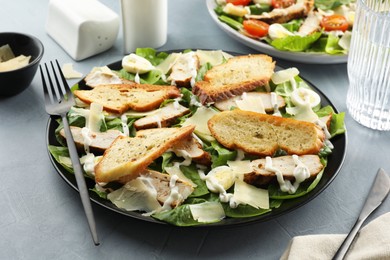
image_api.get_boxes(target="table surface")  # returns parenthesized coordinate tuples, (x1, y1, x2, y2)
(1, 0, 389, 259)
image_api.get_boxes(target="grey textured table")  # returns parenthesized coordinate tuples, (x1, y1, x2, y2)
(1, 0, 389, 259)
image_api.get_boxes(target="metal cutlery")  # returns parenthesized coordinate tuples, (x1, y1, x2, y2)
(40, 60, 100, 245)
(332, 168, 390, 259)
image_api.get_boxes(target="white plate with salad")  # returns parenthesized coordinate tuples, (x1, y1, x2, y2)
(46, 48, 346, 227)
(206, 0, 354, 64)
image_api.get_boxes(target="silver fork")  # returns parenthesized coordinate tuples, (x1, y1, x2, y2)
(40, 60, 99, 246)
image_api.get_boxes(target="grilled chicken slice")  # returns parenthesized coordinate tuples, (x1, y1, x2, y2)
(169, 135, 212, 166)
(247, 3, 307, 24)
(59, 126, 123, 154)
(139, 169, 194, 208)
(168, 51, 200, 88)
(134, 102, 190, 130)
(298, 12, 322, 36)
(214, 92, 286, 113)
(108, 169, 194, 211)
(244, 155, 324, 187)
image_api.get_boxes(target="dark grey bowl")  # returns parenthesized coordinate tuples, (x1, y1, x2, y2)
(0, 32, 44, 96)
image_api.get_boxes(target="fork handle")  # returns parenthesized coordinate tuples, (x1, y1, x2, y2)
(62, 115, 100, 246)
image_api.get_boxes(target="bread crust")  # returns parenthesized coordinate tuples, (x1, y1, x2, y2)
(74, 83, 181, 114)
(208, 110, 325, 157)
(193, 54, 275, 104)
(94, 125, 195, 183)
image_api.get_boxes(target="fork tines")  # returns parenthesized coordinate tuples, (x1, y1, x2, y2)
(40, 60, 74, 107)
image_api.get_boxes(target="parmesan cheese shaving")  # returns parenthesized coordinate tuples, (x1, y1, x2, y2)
(62, 63, 83, 79)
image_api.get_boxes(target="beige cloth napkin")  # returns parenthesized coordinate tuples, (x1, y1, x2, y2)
(280, 212, 390, 260)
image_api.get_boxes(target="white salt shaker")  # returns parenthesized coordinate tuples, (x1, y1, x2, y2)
(120, 0, 168, 54)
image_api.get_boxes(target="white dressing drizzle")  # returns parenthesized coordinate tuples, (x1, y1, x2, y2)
(265, 156, 311, 194)
(190, 95, 202, 107)
(292, 155, 310, 184)
(120, 114, 130, 136)
(265, 156, 295, 193)
(161, 174, 182, 211)
(270, 92, 282, 116)
(183, 52, 198, 88)
(169, 149, 193, 166)
(134, 72, 141, 84)
(192, 133, 204, 147)
(81, 127, 92, 154)
(151, 115, 162, 128)
(165, 162, 197, 187)
(316, 119, 334, 149)
(197, 169, 235, 207)
(82, 153, 96, 177)
(173, 98, 181, 110)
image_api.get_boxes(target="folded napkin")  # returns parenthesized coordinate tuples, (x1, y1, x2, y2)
(280, 212, 390, 260)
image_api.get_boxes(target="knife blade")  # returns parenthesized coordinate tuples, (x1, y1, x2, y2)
(332, 168, 390, 260)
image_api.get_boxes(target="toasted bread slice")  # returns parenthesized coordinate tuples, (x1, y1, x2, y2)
(193, 54, 275, 104)
(134, 102, 190, 130)
(208, 110, 324, 156)
(95, 125, 195, 183)
(244, 155, 324, 186)
(59, 126, 123, 154)
(74, 83, 181, 114)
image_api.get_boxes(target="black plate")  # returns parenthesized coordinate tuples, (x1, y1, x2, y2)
(46, 51, 347, 227)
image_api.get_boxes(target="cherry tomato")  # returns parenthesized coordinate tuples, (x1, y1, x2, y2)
(226, 0, 251, 5)
(243, 20, 270, 38)
(321, 14, 349, 32)
(271, 0, 296, 9)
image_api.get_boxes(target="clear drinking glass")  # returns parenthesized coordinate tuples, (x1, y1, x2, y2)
(346, 0, 390, 130)
(120, 0, 168, 54)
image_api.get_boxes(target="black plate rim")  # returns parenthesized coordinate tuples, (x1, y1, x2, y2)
(45, 49, 347, 228)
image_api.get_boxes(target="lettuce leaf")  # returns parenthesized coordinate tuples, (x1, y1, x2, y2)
(180, 164, 209, 197)
(135, 48, 169, 66)
(315, 0, 352, 10)
(119, 68, 166, 85)
(152, 193, 219, 226)
(282, 19, 303, 32)
(152, 204, 199, 226)
(330, 112, 346, 137)
(324, 33, 347, 55)
(205, 141, 237, 168)
(48, 145, 73, 173)
(218, 15, 244, 30)
(270, 32, 322, 52)
(223, 203, 272, 218)
(116, 48, 170, 85)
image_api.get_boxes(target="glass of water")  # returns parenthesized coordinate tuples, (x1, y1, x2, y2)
(347, 0, 390, 130)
